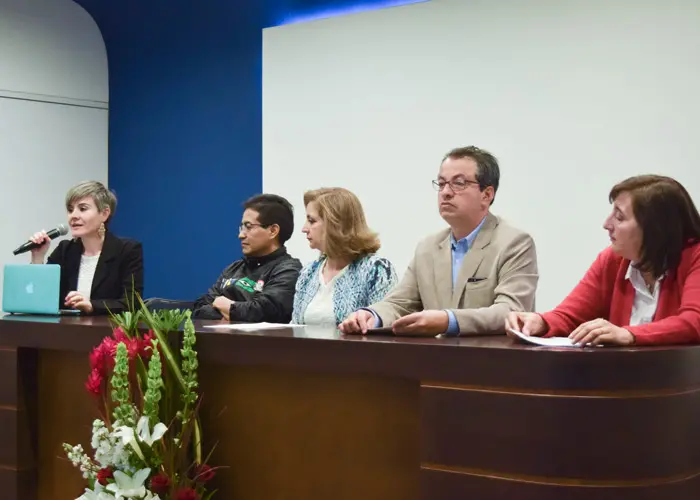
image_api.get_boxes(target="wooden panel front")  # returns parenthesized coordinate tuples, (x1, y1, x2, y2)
(37, 350, 96, 500)
(0, 467, 37, 500)
(421, 467, 700, 500)
(0, 348, 18, 407)
(421, 384, 700, 481)
(420, 383, 700, 499)
(199, 365, 421, 500)
(0, 346, 38, 499)
(36, 350, 421, 500)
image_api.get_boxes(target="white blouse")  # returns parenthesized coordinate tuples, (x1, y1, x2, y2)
(626, 264, 663, 326)
(76, 253, 100, 300)
(303, 263, 347, 326)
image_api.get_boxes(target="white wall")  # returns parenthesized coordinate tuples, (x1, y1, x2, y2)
(263, 0, 700, 311)
(0, 0, 109, 306)
(0, 0, 108, 105)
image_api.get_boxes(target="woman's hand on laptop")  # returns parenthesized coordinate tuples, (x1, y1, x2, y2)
(29, 231, 51, 264)
(64, 291, 93, 314)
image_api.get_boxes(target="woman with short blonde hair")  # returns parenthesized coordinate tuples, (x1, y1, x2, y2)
(28, 180, 143, 315)
(292, 187, 397, 326)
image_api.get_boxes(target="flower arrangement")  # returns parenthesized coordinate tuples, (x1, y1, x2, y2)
(63, 297, 218, 500)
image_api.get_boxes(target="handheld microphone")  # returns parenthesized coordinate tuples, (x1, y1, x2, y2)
(13, 224, 69, 255)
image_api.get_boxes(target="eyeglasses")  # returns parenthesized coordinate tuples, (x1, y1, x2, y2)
(432, 178, 480, 192)
(239, 222, 268, 233)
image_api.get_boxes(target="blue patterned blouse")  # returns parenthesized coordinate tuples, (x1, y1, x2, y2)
(292, 254, 398, 325)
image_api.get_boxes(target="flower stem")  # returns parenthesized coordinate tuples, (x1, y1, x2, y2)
(137, 295, 203, 464)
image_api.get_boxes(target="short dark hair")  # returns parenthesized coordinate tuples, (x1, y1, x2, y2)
(243, 194, 295, 245)
(442, 146, 500, 204)
(610, 175, 700, 278)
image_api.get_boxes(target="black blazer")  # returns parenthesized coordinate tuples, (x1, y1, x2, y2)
(47, 232, 144, 315)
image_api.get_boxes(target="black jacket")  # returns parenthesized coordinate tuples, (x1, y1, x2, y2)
(47, 232, 144, 315)
(193, 247, 302, 323)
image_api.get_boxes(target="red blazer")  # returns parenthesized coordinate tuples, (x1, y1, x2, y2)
(541, 242, 700, 345)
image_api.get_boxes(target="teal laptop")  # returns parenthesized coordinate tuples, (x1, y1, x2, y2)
(2, 264, 78, 315)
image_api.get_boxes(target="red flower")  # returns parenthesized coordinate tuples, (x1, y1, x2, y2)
(113, 326, 128, 342)
(97, 467, 113, 485)
(111, 327, 144, 360)
(85, 369, 103, 397)
(138, 331, 156, 360)
(149, 473, 171, 495)
(174, 487, 199, 500)
(89, 337, 117, 376)
(126, 338, 141, 359)
(192, 463, 215, 483)
(89, 347, 102, 371)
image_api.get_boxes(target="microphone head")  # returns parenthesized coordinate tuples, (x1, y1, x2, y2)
(57, 224, 69, 236)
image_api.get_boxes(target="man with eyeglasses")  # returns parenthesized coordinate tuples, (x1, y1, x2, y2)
(193, 194, 302, 322)
(339, 146, 538, 336)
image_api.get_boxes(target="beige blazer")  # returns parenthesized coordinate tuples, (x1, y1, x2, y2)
(371, 213, 538, 335)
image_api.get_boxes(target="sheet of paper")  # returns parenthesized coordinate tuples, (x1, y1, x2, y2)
(203, 322, 303, 331)
(508, 328, 578, 347)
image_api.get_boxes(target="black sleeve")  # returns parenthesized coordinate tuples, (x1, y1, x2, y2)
(46, 240, 70, 310)
(91, 241, 144, 315)
(228, 262, 301, 323)
(192, 268, 228, 319)
(46, 240, 69, 266)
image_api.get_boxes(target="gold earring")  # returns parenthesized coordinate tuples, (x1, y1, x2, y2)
(98, 223, 106, 237)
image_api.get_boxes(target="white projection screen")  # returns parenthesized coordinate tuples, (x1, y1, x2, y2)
(263, 0, 700, 310)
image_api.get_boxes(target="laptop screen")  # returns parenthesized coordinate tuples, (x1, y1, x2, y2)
(2, 264, 61, 314)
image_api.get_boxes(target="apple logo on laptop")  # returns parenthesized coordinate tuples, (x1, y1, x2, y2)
(26, 282, 34, 294)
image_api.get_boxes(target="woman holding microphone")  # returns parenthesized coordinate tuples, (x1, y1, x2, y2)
(29, 181, 143, 314)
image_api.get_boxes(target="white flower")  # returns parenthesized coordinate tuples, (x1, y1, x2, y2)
(76, 481, 115, 500)
(105, 468, 151, 499)
(64, 444, 98, 481)
(112, 425, 134, 445)
(91, 420, 110, 450)
(112, 426, 145, 461)
(91, 422, 131, 469)
(113, 416, 167, 462)
(136, 416, 168, 446)
(143, 491, 161, 500)
(66, 444, 86, 466)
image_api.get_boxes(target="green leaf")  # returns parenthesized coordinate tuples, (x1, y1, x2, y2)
(202, 489, 218, 500)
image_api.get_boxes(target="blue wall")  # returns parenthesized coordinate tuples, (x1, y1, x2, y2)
(73, 0, 423, 300)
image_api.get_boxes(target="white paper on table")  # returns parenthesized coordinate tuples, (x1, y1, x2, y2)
(508, 328, 578, 347)
(203, 322, 304, 331)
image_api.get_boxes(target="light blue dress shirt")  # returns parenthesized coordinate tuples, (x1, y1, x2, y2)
(443, 216, 487, 335)
(369, 216, 486, 335)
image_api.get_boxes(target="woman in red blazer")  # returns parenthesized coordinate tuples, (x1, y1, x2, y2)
(506, 175, 700, 346)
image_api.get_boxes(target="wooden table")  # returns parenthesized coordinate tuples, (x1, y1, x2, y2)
(1, 315, 699, 500)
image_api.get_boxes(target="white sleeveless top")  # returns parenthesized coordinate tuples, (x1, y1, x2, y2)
(77, 253, 100, 300)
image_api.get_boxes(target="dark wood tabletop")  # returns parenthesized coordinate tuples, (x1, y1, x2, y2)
(2, 314, 700, 392)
